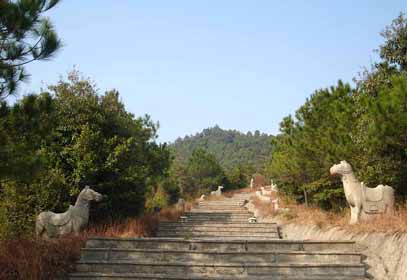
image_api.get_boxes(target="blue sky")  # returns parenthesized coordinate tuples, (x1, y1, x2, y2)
(20, 1, 406, 143)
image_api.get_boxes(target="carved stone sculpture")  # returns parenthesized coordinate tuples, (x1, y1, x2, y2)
(36, 186, 102, 238)
(250, 178, 254, 189)
(330, 160, 395, 224)
(210, 186, 223, 196)
(272, 198, 279, 211)
(255, 190, 271, 203)
(261, 186, 272, 196)
(176, 198, 185, 212)
(271, 180, 278, 192)
(198, 194, 206, 202)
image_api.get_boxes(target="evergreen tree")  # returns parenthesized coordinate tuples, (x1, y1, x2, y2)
(171, 126, 273, 174)
(0, 71, 171, 238)
(267, 81, 355, 209)
(182, 148, 227, 198)
(0, 0, 62, 99)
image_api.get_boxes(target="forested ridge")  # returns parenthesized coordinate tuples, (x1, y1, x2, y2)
(170, 126, 273, 172)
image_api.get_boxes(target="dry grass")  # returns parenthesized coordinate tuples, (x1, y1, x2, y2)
(88, 207, 183, 238)
(0, 206, 184, 280)
(266, 196, 407, 233)
(0, 235, 85, 280)
(276, 203, 407, 233)
(228, 188, 407, 234)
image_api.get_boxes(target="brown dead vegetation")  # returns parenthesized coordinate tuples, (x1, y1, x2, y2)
(0, 206, 183, 280)
(0, 236, 85, 280)
(279, 203, 407, 233)
(252, 192, 407, 233)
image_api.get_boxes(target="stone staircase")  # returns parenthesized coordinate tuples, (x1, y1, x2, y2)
(70, 191, 367, 279)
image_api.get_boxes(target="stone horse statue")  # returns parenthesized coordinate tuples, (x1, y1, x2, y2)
(330, 160, 395, 224)
(36, 186, 103, 238)
(210, 186, 223, 196)
(175, 198, 186, 212)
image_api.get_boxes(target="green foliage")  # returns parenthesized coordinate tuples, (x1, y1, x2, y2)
(144, 176, 180, 213)
(268, 13, 407, 209)
(355, 13, 407, 97)
(301, 178, 345, 211)
(359, 75, 407, 195)
(170, 126, 272, 190)
(0, 0, 62, 99)
(226, 164, 254, 189)
(145, 185, 169, 213)
(171, 125, 273, 173)
(266, 81, 356, 209)
(0, 71, 171, 238)
(172, 148, 227, 198)
(380, 13, 407, 71)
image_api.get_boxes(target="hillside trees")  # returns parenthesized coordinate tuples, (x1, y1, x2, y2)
(267, 82, 356, 209)
(267, 13, 407, 209)
(170, 126, 273, 189)
(0, 71, 171, 238)
(0, 0, 62, 99)
(171, 126, 273, 174)
(170, 148, 227, 198)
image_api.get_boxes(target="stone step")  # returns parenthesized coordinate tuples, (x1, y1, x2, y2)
(184, 219, 253, 223)
(184, 215, 252, 219)
(190, 208, 248, 214)
(198, 202, 246, 205)
(184, 216, 253, 220)
(193, 206, 246, 209)
(195, 203, 246, 206)
(156, 232, 280, 239)
(70, 272, 369, 280)
(159, 222, 277, 228)
(183, 216, 253, 222)
(158, 225, 279, 233)
(203, 201, 247, 203)
(75, 261, 365, 277)
(79, 248, 362, 265)
(85, 238, 357, 252)
(184, 220, 253, 224)
(190, 209, 249, 213)
(186, 212, 251, 215)
(192, 208, 246, 210)
(70, 192, 367, 280)
(185, 213, 252, 218)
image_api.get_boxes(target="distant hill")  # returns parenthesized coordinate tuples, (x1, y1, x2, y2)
(170, 126, 273, 171)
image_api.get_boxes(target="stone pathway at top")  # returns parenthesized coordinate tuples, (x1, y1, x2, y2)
(70, 191, 368, 279)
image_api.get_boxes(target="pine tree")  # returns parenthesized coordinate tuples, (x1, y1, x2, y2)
(0, 0, 62, 99)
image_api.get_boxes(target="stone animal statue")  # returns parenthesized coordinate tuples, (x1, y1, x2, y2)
(198, 194, 206, 201)
(272, 198, 280, 211)
(271, 180, 278, 192)
(261, 186, 272, 196)
(176, 198, 186, 212)
(330, 160, 395, 224)
(36, 186, 102, 238)
(210, 186, 223, 196)
(255, 190, 272, 203)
